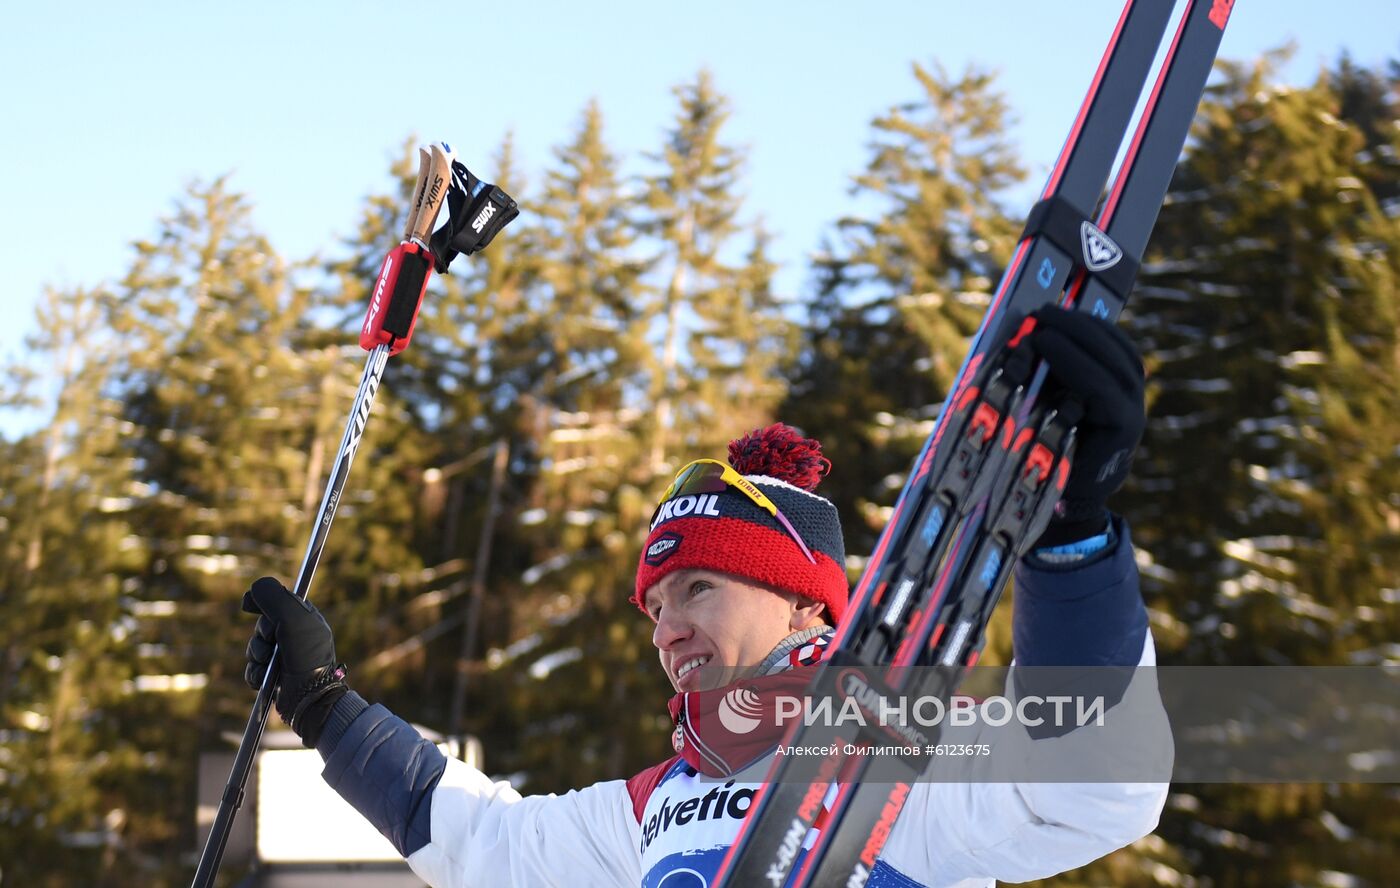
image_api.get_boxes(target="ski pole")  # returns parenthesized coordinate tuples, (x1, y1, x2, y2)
(191, 142, 474, 888)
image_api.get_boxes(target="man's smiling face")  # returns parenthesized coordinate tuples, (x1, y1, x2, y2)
(644, 568, 826, 692)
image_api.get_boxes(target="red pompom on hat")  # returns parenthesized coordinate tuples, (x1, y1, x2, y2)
(727, 424, 832, 491)
(633, 424, 849, 623)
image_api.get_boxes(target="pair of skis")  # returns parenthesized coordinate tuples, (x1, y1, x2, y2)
(713, 1, 1234, 886)
(191, 145, 516, 888)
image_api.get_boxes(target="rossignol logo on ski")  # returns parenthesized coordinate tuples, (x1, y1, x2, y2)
(1208, 0, 1234, 29)
(1079, 221, 1123, 271)
(645, 532, 683, 566)
(471, 204, 497, 233)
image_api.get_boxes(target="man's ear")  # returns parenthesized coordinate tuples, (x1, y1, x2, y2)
(789, 595, 827, 631)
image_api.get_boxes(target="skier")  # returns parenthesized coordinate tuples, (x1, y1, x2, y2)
(243, 306, 1171, 887)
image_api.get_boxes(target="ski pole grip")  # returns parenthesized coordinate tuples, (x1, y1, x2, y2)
(359, 241, 433, 355)
(406, 143, 455, 244)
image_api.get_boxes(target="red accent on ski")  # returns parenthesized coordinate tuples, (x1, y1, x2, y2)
(1067, 1, 1200, 312)
(788, 775, 858, 886)
(956, 384, 982, 412)
(1013, 427, 1035, 454)
(1100, 0, 1197, 225)
(892, 604, 930, 664)
(860, 234, 1034, 651)
(1208, 0, 1234, 29)
(854, 313, 1001, 644)
(1006, 315, 1037, 349)
(971, 404, 1001, 444)
(718, 0, 1229, 881)
(870, 580, 888, 608)
(711, 780, 772, 878)
(799, 755, 840, 822)
(1001, 419, 1020, 450)
(1041, 0, 1138, 198)
(1025, 444, 1055, 485)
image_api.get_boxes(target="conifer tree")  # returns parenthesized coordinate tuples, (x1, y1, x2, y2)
(87, 180, 343, 872)
(1121, 56, 1400, 665)
(473, 80, 794, 789)
(640, 70, 789, 465)
(533, 100, 651, 417)
(0, 286, 139, 883)
(1105, 55, 1400, 888)
(489, 102, 669, 788)
(786, 63, 1026, 559)
(689, 222, 792, 441)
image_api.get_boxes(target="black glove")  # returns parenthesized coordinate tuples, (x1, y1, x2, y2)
(428, 160, 519, 273)
(1022, 305, 1146, 547)
(243, 577, 348, 748)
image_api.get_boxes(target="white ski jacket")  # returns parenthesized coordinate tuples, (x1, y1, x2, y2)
(316, 516, 1171, 887)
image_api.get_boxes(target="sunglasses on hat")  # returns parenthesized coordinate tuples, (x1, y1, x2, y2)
(651, 459, 817, 565)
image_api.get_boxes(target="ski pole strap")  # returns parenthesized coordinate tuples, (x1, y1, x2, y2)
(1020, 195, 1141, 299)
(360, 241, 433, 355)
(429, 160, 520, 273)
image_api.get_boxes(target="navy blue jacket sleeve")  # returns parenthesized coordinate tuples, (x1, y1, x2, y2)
(1012, 513, 1147, 668)
(314, 691, 447, 858)
(1011, 515, 1149, 738)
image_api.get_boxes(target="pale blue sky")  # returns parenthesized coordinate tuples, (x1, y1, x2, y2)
(1, 1, 1395, 427)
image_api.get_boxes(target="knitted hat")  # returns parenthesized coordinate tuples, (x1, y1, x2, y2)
(633, 424, 849, 624)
